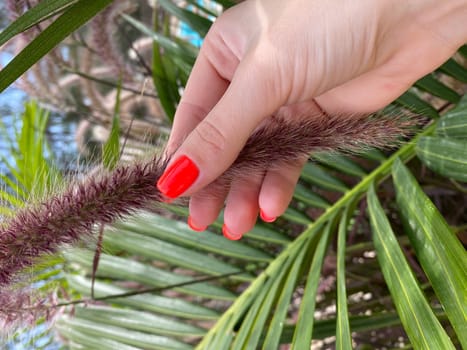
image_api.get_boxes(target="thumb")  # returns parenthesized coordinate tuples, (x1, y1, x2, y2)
(157, 60, 283, 199)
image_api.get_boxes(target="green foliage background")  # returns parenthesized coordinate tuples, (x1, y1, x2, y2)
(0, 1, 466, 349)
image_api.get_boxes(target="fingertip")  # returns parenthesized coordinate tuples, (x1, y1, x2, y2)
(259, 208, 277, 223)
(223, 174, 263, 237)
(188, 184, 228, 230)
(222, 224, 242, 240)
(258, 159, 307, 222)
(187, 216, 207, 232)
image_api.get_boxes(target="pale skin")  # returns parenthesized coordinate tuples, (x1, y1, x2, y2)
(162, 0, 467, 239)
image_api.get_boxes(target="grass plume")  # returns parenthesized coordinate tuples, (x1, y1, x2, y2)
(0, 110, 419, 288)
(0, 155, 167, 287)
(0, 286, 60, 336)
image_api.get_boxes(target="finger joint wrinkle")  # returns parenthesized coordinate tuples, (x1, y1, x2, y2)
(194, 119, 227, 154)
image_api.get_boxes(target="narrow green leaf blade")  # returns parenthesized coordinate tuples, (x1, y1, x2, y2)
(213, 0, 236, 9)
(65, 248, 236, 300)
(231, 257, 292, 350)
(56, 317, 192, 350)
(393, 159, 467, 348)
(0, 190, 24, 208)
(0, 172, 27, 200)
(152, 17, 178, 120)
(336, 207, 352, 350)
(102, 83, 121, 170)
(166, 205, 290, 244)
(439, 58, 467, 83)
(0, 206, 14, 216)
(67, 275, 220, 320)
(281, 309, 447, 343)
(55, 321, 142, 350)
(436, 110, 467, 139)
(0, 0, 77, 46)
(367, 181, 455, 350)
(281, 206, 311, 225)
(414, 74, 460, 103)
(234, 234, 317, 349)
(198, 227, 325, 349)
(301, 163, 349, 192)
(115, 212, 273, 262)
(245, 224, 291, 244)
(395, 91, 439, 118)
(157, 0, 212, 37)
(313, 152, 367, 177)
(358, 148, 387, 162)
(294, 183, 330, 209)
(291, 221, 334, 349)
(460, 45, 467, 58)
(121, 14, 196, 66)
(74, 305, 205, 337)
(103, 229, 252, 281)
(262, 241, 310, 349)
(199, 274, 269, 349)
(0, 0, 113, 92)
(435, 94, 467, 139)
(416, 136, 467, 182)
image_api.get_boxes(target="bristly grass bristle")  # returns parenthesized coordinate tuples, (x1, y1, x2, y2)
(0, 286, 59, 337)
(0, 154, 168, 287)
(0, 109, 420, 289)
(219, 110, 422, 184)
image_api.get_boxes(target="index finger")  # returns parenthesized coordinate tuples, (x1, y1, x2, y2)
(165, 40, 234, 155)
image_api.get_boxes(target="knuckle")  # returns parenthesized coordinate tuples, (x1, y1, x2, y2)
(202, 24, 239, 80)
(194, 119, 227, 155)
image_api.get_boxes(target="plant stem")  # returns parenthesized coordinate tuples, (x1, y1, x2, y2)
(198, 121, 437, 347)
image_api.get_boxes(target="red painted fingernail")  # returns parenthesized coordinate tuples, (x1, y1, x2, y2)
(156, 155, 199, 198)
(188, 216, 206, 232)
(260, 209, 276, 223)
(222, 224, 242, 241)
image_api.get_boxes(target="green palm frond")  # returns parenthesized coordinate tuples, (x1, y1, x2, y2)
(392, 158, 467, 346)
(59, 84, 466, 350)
(368, 181, 455, 349)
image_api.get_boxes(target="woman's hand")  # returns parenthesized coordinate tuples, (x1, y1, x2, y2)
(157, 0, 467, 239)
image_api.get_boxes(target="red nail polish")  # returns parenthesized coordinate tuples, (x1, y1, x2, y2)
(188, 216, 206, 232)
(156, 155, 199, 198)
(222, 224, 242, 240)
(260, 209, 276, 223)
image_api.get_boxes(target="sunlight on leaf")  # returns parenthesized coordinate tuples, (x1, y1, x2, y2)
(368, 181, 455, 350)
(393, 158, 467, 349)
(416, 136, 467, 182)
